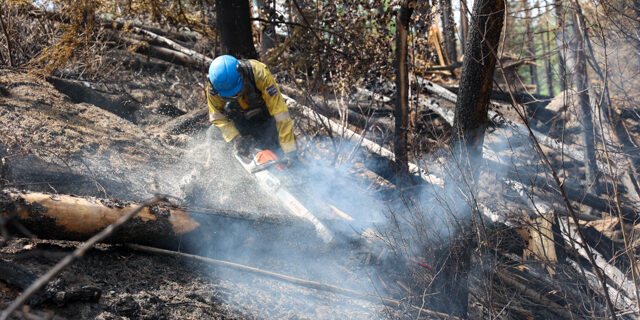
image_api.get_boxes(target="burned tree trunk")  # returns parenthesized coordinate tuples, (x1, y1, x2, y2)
(216, 0, 258, 59)
(459, 0, 468, 56)
(524, 0, 539, 94)
(570, 2, 599, 192)
(394, 4, 414, 181)
(452, 0, 505, 158)
(553, 0, 568, 92)
(437, 0, 504, 317)
(543, 25, 554, 96)
(440, 0, 457, 63)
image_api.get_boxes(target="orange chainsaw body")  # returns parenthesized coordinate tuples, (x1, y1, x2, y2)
(254, 150, 285, 170)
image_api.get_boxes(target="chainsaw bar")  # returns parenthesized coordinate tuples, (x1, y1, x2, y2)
(234, 152, 335, 244)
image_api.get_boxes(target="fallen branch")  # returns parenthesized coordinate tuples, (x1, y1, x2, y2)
(0, 196, 163, 320)
(284, 94, 443, 186)
(496, 271, 574, 319)
(558, 218, 638, 304)
(120, 36, 207, 70)
(127, 244, 460, 319)
(1, 190, 316, 246)
(413, 76, 615, 173)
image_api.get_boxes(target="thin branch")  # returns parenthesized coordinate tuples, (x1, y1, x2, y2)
(127, 244, 461, 320)
(0, 4, 14, 67)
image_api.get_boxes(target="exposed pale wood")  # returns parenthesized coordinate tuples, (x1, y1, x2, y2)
(0, 198, 162, 320)
(524, 215, 558, 277)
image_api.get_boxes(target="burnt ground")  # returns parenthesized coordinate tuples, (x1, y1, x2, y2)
(0, 238, 392, 320)
(0, 65, 421, 319)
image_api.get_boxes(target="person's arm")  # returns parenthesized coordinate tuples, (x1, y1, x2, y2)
(207, 84, 239, 142)
(250, 60, 296, 154)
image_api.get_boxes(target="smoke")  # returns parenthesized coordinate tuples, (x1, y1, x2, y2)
(152, 128, 395, 318)
(152, 118, 530, 318)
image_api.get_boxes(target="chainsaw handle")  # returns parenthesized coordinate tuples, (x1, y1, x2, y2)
(249, 158, 290, 173)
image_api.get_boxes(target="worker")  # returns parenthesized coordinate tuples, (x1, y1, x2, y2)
(206, 55, 296, 160)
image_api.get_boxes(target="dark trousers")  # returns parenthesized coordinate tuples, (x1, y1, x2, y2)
(233, 115, 280, 153)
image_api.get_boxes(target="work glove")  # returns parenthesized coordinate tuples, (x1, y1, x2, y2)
(233, 135, 256, 159)
(224, 100, 243, 120)
(283, 151, 301, 169)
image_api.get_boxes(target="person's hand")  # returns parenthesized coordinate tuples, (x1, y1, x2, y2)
(233, 135, 256, 158)
(284, 151, 300, 169)
(224, 100, 242, 120)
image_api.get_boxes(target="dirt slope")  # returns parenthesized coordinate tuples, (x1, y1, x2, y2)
(0, 68, 404, 319)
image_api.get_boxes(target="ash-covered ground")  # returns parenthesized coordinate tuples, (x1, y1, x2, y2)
(0, 66, 420, 319)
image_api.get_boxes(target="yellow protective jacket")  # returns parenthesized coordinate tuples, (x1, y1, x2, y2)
(207, 59, 296, 154)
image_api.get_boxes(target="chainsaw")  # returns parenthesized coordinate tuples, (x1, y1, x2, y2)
(234, 149, 335, 244)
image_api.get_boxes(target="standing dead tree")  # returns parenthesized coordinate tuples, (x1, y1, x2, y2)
(440, 0, 457, 63)
(394, 2, 414, 182)
(216, 0, 258, 59)
(429, 0, 505, 317)
(452, 0, 505, 158)
(569, 1, 599, 193)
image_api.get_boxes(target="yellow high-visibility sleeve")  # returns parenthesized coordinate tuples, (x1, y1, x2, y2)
(207, 85, 239, 142)
(276, 118, 296, 154)
(249, 60, 296, 153)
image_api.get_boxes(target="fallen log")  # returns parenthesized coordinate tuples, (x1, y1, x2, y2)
(120, 36, 208, 71)
(414, 76, 617, 174)
(160, 108, 209, 135)
(558, 218, 639, 305)
(0, 190, 321, 252)
(284, 94, 443, 186)
(280, 85, 393, 133)
(1, 197, 162, 320)
(496, 271, 575, 319)
(47, 77, 152, 125)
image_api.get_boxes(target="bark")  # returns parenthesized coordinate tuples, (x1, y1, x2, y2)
(553, 0, 568, 92)
(440, 0, 457, 62)
(394, 5, 413, 180)
(543, 26, 554, 96)
(452, 0, 505, 158)
(459, 0, 468, 56)
(0, 190, 319, 254)
(447, 0, 504, 314)
(524, 0, 539, 94)
(570, 2, 598, 192)
(216, 0, 258, 59)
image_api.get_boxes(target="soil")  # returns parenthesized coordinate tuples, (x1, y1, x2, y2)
(0, 66, 415, 319)
(1, 238, 394, 320)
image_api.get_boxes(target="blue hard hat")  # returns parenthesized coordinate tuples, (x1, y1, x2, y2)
(209, 55, 243, 97)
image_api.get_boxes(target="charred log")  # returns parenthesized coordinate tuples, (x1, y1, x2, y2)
(47, 77, 152, 125)
(161, 108, 209, 135)
(0, 190, 320, 256)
